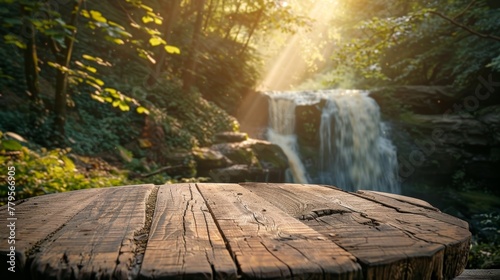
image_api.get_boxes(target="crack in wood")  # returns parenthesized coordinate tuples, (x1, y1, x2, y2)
(354, 191, 468, 230)
(129, 186, 158, 279)
(2, 183, 470, 280)
(298, 208, 352, 220)
(195, 183, 244, 278)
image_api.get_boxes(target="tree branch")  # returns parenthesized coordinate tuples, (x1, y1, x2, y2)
(429, 10, 500, 42)
(453, 0, 478, 20)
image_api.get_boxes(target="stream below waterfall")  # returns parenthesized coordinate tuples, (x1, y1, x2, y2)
(266, 89, 400, 193)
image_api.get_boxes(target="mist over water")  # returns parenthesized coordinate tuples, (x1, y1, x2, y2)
(266, 89, 400, 193)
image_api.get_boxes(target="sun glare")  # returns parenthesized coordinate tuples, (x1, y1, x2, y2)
(259, 0, 338, 91)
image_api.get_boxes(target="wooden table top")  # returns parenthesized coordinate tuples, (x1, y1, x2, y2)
(0, 183, 471, 279)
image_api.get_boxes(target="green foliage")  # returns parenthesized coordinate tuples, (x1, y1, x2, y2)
(0, 131, 128, 204)
(65, 93, 142, 155)
(127, 71, 238, 148)
(331, 0, 500, 89)
(468, 212, 500, 269)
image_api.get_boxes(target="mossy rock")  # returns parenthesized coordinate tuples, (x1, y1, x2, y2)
(192, 147, 231, 176)
(248, 140, 289, 170)
(214, 132, 248, 143)
(211, 142, 260, 167)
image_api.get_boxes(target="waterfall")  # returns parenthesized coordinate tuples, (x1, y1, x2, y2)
(266, 89, 400, 193)
(267, 98, 309, 183)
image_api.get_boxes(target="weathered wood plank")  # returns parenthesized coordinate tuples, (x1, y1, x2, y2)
(0, 187, 108, 278)
(140, 183, 238, 280)
(355, 190, 469, 229)
(355, 189, 471, 279)
(27, 185, 154, 279)
(361, 190, 438, 211)
(239, 183, 470, 280)
(1, 183, 471, 280)
(197, 183, 362, 279)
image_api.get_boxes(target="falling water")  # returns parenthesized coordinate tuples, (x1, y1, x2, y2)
(266, 90, 400, 193)
(267, 97, 309, 183)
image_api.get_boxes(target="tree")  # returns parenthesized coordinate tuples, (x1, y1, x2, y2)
(182, 0, 205, 93)
(0, 0, 179, 146)
(330, 0, 500, 89)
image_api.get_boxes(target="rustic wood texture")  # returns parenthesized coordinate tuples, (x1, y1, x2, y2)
(1, 185, 154, 279)
(140, 183, 237, 279)
(237, 183, 471, 280)
(0, 183, 471, 280)
(197, 183, 362, 279)
(0, 187, 111, 278)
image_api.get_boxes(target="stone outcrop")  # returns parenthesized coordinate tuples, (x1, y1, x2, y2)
(193, 132, 289, 182)
(373, 86, 500, 186)
(370, 86, 461, 115)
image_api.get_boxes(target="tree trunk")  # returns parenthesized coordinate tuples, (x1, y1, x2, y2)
(52, 0, 83, 146)
(182, 0, 205, 93)
(203, 0, 216, 31)
(146, 0, 181, 87)
(21, 6, 44, 132)
(239, 7, 263, 56)
(223, 0, 243, 40)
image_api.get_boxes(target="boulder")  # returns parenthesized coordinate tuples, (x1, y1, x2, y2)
(194, 137, 289, 183)
(164, 151, 197, 177)
(212, 139, 288, 170)
(209, 165, 286, 183)
(192, 147, 231, 176)
(214, 131, 248, 143)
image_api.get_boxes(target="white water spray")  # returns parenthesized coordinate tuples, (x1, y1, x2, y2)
(267, 98, 309, 183)
(266, 90, 400, 193)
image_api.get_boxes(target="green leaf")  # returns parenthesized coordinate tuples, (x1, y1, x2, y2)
(1, 139, 23, 151)
(118, 102, 130, 111)
(164, 45, 181, 54)
(142, 15, 154, 24)
(4, 34, 26, 49)
(91, 94, 105, 103)
(113, 38, 125, 44)
(149, 37, 164, 46)
(136, 106, 149, 114)
(86, 80, 102, 91)
(91, 77, 105, 86)
(86, 65, 97, 73)
(105, 88, 120, 99)
(140, 4, 153, 12)
(90, 10, 107, 23)
(81, 10, 90, 18)
(62, 156, 76, 171)
(82, 54, 95, 61)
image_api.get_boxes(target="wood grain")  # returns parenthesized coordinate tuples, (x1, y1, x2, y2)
(0, 187, 108, 278)
(27, 185, 154, 280)
(197, 183, 362, 279)
(140, 183, 237, 279)
(239, 183, 470, 280)
(0, 183, 471, 280)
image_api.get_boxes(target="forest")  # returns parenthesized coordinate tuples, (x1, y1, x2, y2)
(0, 0, 499, 269)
